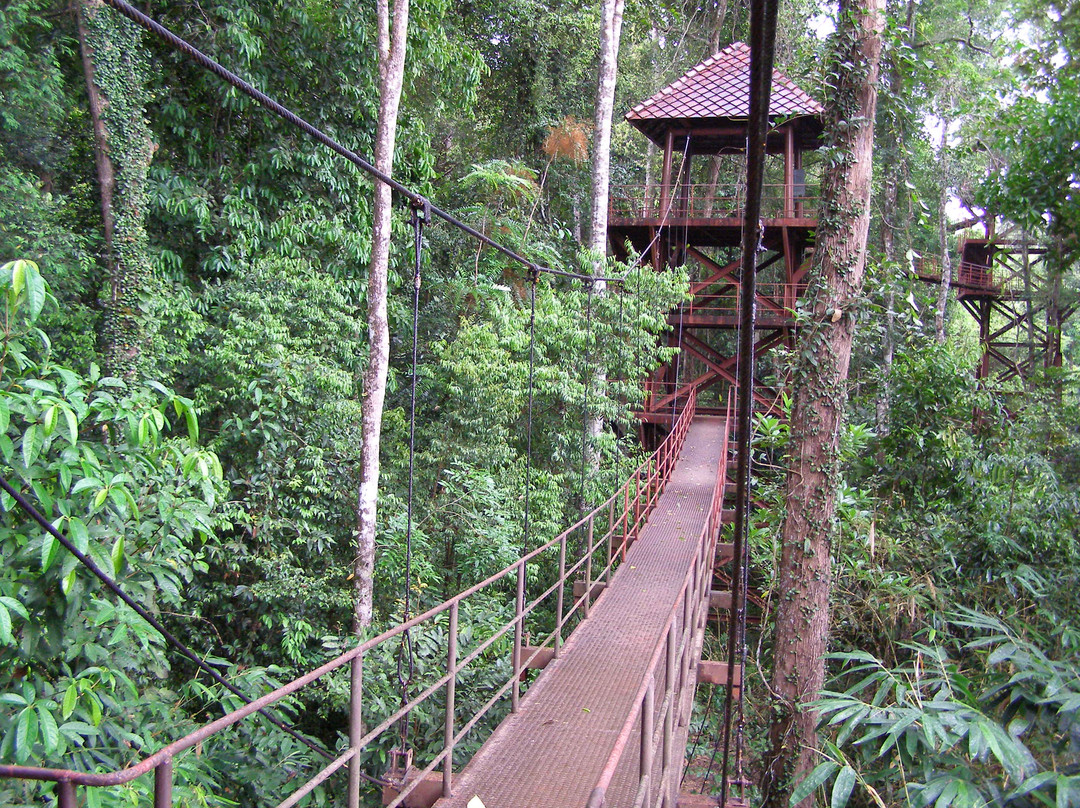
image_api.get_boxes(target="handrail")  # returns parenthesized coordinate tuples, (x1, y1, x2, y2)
(0, 396, 701, 808)
(586, 390, 731, 808)
(609, 182, 819, 221)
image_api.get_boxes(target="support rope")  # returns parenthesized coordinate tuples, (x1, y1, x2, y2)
(395, 199, 428, 754)
(578, 279, 594, 520)
(522, 267, 539, 556)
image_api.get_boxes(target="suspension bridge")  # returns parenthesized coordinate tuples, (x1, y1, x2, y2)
(0, 0, 794, 805)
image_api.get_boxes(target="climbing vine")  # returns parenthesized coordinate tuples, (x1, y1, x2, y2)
(80, 0, 154, 379)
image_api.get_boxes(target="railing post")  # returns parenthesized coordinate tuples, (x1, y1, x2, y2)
(662, 621, 677, 808)
(622, 483, 629, 562)
(444, 602, 458, 797)
(634, 470, 641, 537)
(512, 562, 525, 712)
(584, 516, 594, 619)
(556, 533, 566, 656)
(606, 500, 614, 582)
(348, 652, 363, 808)
(641, 677, 656, 808)
(58, 781, 76, 808)
(154, 758, 172, 808)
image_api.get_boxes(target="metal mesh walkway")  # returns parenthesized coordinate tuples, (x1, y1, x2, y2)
(435, 416, 729, 808)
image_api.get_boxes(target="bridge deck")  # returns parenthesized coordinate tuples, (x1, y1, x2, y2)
(435, 416, 728, 808)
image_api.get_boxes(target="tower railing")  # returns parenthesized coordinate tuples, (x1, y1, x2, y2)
(609, 183, 818, 221)
(0, 395, 700, 808)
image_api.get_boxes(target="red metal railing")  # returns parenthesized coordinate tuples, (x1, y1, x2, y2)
(0, 396, 701, 808)
(586, 393, 732, 808)
(609, 183, 818, 221)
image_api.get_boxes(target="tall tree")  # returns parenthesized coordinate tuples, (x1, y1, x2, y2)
(588, 0, 625, 265)
(760, 0, 886, 803)
(584, 0, 625, 469)
(75, 0, 153, 379)
(354, 0, 411, 631)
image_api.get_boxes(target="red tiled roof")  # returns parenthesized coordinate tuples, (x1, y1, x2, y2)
(627, 42, 824, 124)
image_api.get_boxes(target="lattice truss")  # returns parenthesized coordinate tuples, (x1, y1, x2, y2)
(956, 238, 1078, 387)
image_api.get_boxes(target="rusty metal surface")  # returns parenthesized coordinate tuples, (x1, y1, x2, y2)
(434, 417, 728, 808)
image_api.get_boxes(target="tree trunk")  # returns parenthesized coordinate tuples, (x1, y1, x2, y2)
(875, 0, 917, 434)
(934, 140, 953, 344)
(588, 0, 625, 265)
(583, 0, 624, 476)
(759, 0, 885, 803)
(710, 0, 730, 53)
(354, 0, 410, 632)
(75, 0, 153, 380)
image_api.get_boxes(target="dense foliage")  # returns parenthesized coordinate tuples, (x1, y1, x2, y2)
(0, 0, 1077, 806)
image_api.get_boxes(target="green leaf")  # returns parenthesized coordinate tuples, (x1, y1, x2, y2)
(24, 260, 45, 320)
(0, 603, 12, 645)
(0, 596, 28, 620)
(42, 404, 58, 437)
(71, 477, 102, 495)
(36, 703, 58, 753)
(69, 517, 89, 555)
(41, 534, 60, 572)
(62, 684, 77, 719)
(831, 766, 856, 808)
(790, 761, 839, 805)
(0, 397, 9, 434)
(62, 407, 79, 445)
(61, 565, 77, 596)
(15, 706, 38, 761)
(184, 406, 199, 442)
(9, 259, 26, 303)
(111, 536, 125, 576)
(21, 423, 41, 468)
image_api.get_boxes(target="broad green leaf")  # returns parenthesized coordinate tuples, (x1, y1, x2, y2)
(62, 684, 78, 719)
(36, 703, 58, 753)
(69, 517, 89, 554)
(41, 534, 60, 572)
(0, 596, 28, 619)
(62, 407, 79, 445)
(0, 603, 12, 644)
(15, 707, 37, 761)
(831, 766, 856, 808)
(24, 260, 45, 320)
(61, 566, 77, 596)
(71, 477, 103, 495)
(21, 423, 41, 468)
(110, 536, 125, 577)
(42, 404, 58, 436)
(184, 407, 199, 442)
(790, 761, 839, 805)
(0, 397, 9, 434)
(9, 259, 26, 302)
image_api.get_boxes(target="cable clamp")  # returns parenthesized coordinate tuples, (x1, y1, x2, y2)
(527, 264, 541, 284)
(411, 195, 430, 224)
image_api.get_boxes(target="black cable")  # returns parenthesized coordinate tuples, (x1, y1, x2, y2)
(714, 0, 780, 804)
(522, 268, 538, 556)
(99, 0, 624, 288)
(0, 476, 333, 761)
(395, 200, 426, 753)
(578, 280, 594, 524)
